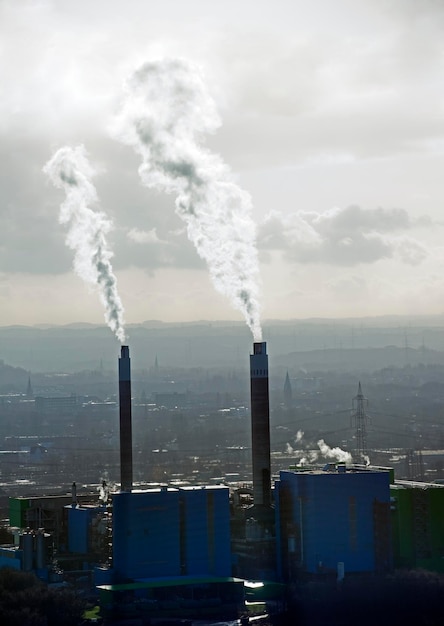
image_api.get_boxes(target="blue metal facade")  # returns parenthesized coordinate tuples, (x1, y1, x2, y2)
(180, 486, 207, 576)
(209, 486, 232, 576)
(112, 485, 231, 582)
(0, 547, 22, 571)
(68, 506, 92, 554)
(275, 468, 391, 577)
(113, 488, 181, 580)
(180, 486, 231, 577)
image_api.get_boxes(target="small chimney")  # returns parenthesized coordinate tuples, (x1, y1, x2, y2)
(119, 345, 133, 492)
(71, 481, 77, 507)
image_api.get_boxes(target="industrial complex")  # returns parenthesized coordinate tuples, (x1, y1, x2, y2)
(1, 340, 444, 623)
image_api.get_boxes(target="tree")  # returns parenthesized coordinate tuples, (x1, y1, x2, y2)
(0, 568, 86, 626)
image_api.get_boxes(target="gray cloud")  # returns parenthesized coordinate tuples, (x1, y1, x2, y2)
(258, 205, 428, 266)
(0, 0, 443, 326)
(114, 227, 205, 273)
(209, 6, 444, 169)
(0, 138, 72, 274)
(0, 132, 207, 277)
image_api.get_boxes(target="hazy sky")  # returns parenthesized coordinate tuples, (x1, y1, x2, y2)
(1, 0, 444, 334)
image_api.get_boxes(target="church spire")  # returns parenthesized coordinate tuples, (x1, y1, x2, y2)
(26, 374, 33, 399)
(284, 371, 292, 408)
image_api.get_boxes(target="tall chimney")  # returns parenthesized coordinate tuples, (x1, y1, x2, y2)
(250, 341, 271, 508)
(119, 345, 133, 492)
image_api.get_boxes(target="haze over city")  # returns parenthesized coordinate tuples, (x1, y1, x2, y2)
(2, 0, 444, 331)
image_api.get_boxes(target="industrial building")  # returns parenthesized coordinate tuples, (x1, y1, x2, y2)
(95, 346, 242, 619)
(1, 346, 243, 620)
(391, 479, 444, 572)
(111, 484, 231, 581)
(275, 464, 392, 580)
(97, 576, 245, 619)
(0, 528, 52, 575)
(3, 340, 444, 621)
(9, 490, 99, 550)
(95, 483, 239, 619)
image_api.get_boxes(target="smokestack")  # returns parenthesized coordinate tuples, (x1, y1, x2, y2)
(119, 345, 133, 492)
(250, 341, 271, 508)
(71, 481, 77, 507)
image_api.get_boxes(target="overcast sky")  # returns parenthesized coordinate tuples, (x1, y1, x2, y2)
(1, 0, 444, 336)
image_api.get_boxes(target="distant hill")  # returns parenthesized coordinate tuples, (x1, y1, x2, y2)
(0, 359, 29, 392)
(0, 315, 444, 373)
(276, 345, 444, 374)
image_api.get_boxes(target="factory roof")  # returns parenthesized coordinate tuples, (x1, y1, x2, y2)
(392, 480, 444, 490)
(178, 484, 228, 491)
(285, 463, 392, 475)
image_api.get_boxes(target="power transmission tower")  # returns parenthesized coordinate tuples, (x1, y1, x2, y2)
(351, 382, 369, 462)
(406, 448, 425, 481)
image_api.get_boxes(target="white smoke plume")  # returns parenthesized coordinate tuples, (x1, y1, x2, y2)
(317, 439, 353, 464)
(110, 58, 262, 341)
(98, 471, 118, 501)
(286, 430, 304, 454)
(297, 450, 318, 466)
(43, 145, 126, 343)
(297, 437, 353, 466)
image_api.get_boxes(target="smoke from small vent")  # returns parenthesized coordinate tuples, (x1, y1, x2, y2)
(43, 145, 126, 343)
(297, 437, 353, 466)
(317, 439, 353, 464)
(111, 58, 262, 341)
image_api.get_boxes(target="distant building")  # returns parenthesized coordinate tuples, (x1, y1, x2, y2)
(154, 392, 189, 409)
(35, 395, 77, 415)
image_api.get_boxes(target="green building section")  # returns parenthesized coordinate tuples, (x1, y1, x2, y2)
(391, 482, 444, 573)
(9, 498, 30, 528)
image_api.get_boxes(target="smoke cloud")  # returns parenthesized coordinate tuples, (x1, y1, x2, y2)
(43, 145, 126, 343)
(110, 58, 262, 341)
(286, 430, 305, 454)
(317, 439, 353, 464)
(297, 436, 353, 466)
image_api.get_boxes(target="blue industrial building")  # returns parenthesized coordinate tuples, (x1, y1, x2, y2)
(67, 504, 109, 557)
(112, 485, 231, 582)
(95, 484, 239, 618)
(113, 487, 181, 580)
(275, 465, 392, 579)
(180, 485, 231, 577)
(0, 529, 52, 578)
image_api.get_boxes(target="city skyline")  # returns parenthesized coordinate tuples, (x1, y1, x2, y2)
(1, 0, 444, 333)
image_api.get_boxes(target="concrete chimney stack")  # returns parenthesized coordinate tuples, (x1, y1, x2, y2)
(119, 345, 133, 492)
(250, 341, 271, 508)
